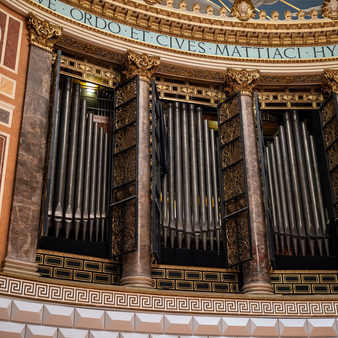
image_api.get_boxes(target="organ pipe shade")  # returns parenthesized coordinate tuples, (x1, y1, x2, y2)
(157, 100, 223, 253)
(45, 74, 113, 243)
(263, 111, 329, 257)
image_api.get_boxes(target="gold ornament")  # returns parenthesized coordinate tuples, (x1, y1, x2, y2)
(143, 0, 162, 5)
(322, 0, 338, 20)
(231, 0, 255, 21)
(324, 69, 338, 93)
(224, 68, 260, 96)
(124, 50, 160, 83)
(27, 13, 62, 52)
(192, 3, 201, 13)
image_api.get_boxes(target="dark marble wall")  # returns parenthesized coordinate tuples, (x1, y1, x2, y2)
(7, 45, 52, 264)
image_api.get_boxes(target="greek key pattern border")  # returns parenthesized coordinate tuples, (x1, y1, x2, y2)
(0, 275, 338, 317)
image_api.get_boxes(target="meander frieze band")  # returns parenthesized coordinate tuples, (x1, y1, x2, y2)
(0, 274, 337, 316)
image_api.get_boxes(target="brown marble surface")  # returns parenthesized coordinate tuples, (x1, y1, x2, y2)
(6, 45, 52, 264)
(121, 78, 152, 287)
(240, 93, 272, 292)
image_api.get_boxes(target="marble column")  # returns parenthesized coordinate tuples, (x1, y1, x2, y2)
(120, 50, 160, 288)
(3, 13, 61, 277)
(226, 69, 273, 294)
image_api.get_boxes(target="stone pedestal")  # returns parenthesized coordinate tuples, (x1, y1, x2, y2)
(3, 14, 61, 277)
(120, 51, 160, 288)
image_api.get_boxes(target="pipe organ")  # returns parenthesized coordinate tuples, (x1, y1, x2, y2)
(263, 110, 330, 257)
(45, 75, 113, 244)
(159, 101, 222, 254)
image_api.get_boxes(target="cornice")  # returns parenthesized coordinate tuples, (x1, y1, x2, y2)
(54, 0, 338, 47)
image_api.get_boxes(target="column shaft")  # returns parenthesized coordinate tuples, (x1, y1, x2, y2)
(240, 93, 273, 294)
(120, 78, 152, 287)
(3, 45, 53, 276)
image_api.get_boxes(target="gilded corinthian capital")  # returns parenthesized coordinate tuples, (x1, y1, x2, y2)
(224, 68, 260, 96)
(27, 13, 62, 52)
(124, 50, 160, 82)
(324, 69, 338, 93)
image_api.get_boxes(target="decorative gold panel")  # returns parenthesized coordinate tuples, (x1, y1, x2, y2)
(59, 55, 120, 87)
(257, 88, 324, 110)
(37, 250, 121, 285)
(152, 265, 239, 293)
(155, 76, 224, 107)
(272, 271, 338, 295)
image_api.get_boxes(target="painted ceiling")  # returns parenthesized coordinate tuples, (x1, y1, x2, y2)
(207, 0, 324, 18)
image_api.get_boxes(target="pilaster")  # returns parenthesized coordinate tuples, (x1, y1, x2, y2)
(3, 14, 61, 277)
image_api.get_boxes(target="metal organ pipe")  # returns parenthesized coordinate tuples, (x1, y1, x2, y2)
(189, 104, 200, 249)
(309, 135, 329, 255)
(274, 136, 291, 254)
(210, 128, 221, 254)
(89, 119, 99, 242)
(269, 143, 285, 254)
(168, 102, 176, 248)
(204, 119, 215, 251)
(54, 77, 72, 237)
(174, 102, 184, 248)
(291, 111, 316, 256)
(197, 107, 208, 250)
(64, 83, 81, 239)
(182, 103, 192, 248)
(82, 112, 94, 240)
(95, 125, 104, 241)
(101, 130, 109, 242)
(74, 100, 87, 240)
(279, 125, 299, 255)
(47, 92, 61, 235)
(301, 122, 323, 255)
(284, 111, 306, 256)
(265, 146, 280, 254)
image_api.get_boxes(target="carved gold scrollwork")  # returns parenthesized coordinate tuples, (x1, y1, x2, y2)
(124, 50, 160, 83)
(231, 0, 255, 21)
(225, 68, 260, 96)
(324, 69, 338, 93)
(27, 13, 62, 52)
(322, 0, 338, 20)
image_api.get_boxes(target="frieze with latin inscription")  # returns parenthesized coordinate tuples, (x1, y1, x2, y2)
(34, 0, 338, 61)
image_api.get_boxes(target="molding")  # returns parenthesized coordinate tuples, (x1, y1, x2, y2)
(2, 258, 39, 278)
(39, 0, 338, 48)
(3, 0, 338, 73)
(27, 12, 62, 52)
